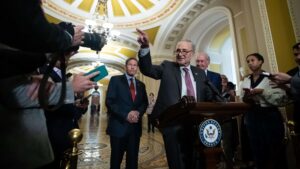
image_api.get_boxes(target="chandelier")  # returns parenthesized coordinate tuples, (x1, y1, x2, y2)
(85, 0, 120, 41)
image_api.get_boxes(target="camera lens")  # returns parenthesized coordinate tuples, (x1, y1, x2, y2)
(81, 33, 107, 52)
(58, 22, 107, 52)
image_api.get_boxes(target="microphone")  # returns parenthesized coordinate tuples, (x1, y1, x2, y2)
(204, 80, 226, 102)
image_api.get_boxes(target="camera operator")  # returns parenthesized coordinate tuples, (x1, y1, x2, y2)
(0, 1, 104, 168)
(0, 0, 87, 78)
(0, 70, 98, 169)
(0, 1, 106, 78)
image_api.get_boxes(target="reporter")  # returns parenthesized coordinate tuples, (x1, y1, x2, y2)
(0, 72, 98, 169)
(0, 0, 84, 78)
(271, 42, 300, 133)
(39, 58, 95, 169)
(0, 1, 101, 168)
(0, 1, 83, 51)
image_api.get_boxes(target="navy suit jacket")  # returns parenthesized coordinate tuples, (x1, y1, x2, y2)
(206, 70, 222, 93)
(138, 51, 213, 120)
(106, 74, 148, 138)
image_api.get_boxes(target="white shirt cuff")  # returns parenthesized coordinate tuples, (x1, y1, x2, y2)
(140, 48, 150, 57)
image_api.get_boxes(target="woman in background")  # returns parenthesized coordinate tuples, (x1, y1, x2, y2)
(221, 74, 236, 102)
(240, 53, 288, 169)
(146, 92, 156, 133)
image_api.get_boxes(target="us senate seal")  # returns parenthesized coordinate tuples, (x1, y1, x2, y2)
(198, 119, 222, 147)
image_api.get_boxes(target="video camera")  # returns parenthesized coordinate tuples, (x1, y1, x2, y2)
(58, 22, 106, 53)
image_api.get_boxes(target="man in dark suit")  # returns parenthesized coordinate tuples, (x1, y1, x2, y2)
(137, 28, 213, 169)
(196, 52, 222, 92)
(106, 58, 148, 169)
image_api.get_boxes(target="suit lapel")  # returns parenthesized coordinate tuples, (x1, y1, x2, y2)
(191, 66, 201, 101)
(207, 70, 212, 80)
(174, 64, 182, 94)
(134, 80, 139, 102)
(122, 75, 133, 102)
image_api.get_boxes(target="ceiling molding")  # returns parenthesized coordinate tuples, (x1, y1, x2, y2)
(152, 0, 216, 57)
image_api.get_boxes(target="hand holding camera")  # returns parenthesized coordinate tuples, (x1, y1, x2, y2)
(71, 25, 85, 47)
(59, 22, 107, 53)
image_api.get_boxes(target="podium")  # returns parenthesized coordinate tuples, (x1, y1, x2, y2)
(157, 96, 250, 169)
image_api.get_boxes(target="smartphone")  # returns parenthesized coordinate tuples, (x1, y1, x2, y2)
(84, 65, 108, 82)
(261, 72, 273, 77)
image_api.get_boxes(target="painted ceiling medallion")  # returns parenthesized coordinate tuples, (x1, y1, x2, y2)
(42, 0, 182, 29)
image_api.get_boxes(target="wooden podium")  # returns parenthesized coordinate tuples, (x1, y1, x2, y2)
(157, 96, 250, 169)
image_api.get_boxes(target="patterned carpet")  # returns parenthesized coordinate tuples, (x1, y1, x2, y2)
(77, 113, 168, 169)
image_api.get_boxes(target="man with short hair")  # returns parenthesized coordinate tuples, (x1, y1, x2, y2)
(106, 58, 148, 169)
(272, 42, 300, 132)
(196, 52, 222, 92)
(137, 28, 213, 169)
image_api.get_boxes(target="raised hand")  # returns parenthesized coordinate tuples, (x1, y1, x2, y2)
(136, 28, 149, 48)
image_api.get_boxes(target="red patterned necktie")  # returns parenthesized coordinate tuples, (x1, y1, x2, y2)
(130, 78, 136, 101)
(183, 68, 195, 98)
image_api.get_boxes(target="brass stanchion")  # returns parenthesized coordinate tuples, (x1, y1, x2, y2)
(60, 129, 83, 169)
(287, 120, 300, 169)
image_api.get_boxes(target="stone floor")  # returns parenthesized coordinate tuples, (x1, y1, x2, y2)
(75, 111, 298, 169)
(77, 113, 168, 169)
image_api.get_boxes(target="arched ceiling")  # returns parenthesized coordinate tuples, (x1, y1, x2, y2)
(42, 0, 220, 81)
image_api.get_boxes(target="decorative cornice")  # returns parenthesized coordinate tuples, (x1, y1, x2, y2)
(163, 0, 215, 51)
(257, 0, 278, 72)
(287, 0, 300, 41)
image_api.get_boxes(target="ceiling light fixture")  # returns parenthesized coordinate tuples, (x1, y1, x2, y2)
(85, 0, 120, 41)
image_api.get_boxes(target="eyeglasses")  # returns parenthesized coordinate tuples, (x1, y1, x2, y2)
(174, 49, 192, 55)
